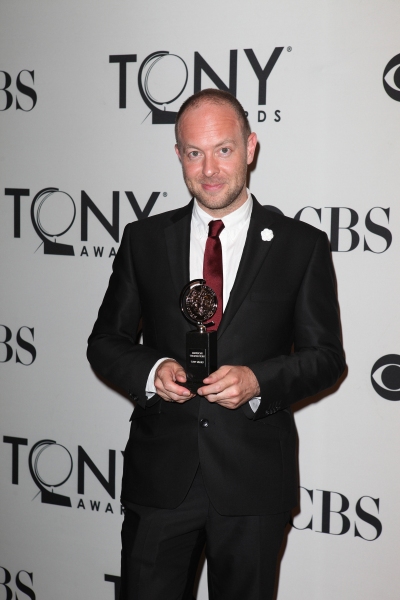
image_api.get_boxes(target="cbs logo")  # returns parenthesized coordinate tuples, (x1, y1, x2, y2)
(383, 54, 400, 101)
(371, 354, 400, 401)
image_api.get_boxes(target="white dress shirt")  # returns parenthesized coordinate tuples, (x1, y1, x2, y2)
(190, 191, 252, 310)
(146, 192, 261, 412)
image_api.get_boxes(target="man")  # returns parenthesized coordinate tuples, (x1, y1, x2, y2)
(87, 89, 345, 600)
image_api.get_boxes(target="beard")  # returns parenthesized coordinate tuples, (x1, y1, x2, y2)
(182, 164, 248, 214)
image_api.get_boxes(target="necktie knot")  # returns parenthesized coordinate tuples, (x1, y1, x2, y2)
(208, 220, 225, 239)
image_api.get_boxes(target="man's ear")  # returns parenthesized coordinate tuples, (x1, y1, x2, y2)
(246, 132, 258, 165)
(175, 144, 182, 161)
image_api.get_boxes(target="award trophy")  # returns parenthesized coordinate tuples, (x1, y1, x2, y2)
(180, 279, 218, 393)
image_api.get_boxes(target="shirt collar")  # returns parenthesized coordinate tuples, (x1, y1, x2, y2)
(192, 190, 253, 238)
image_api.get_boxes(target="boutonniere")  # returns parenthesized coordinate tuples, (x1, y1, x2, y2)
(261, 228, 274, 241)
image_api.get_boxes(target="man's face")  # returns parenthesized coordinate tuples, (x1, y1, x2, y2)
(175, 102, 257, 217)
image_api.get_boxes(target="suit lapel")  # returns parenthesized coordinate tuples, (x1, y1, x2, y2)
(164, 200, 193, 299)
(218, 197, 277, 339)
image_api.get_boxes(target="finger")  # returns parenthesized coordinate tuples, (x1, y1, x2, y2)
(198, 374, 235, 397)
(158, 392, 193, 403)
(175, 369, 188, 383)
(202, 365, 230, 384)
(205, 392, 244, 409)
(156, 385, 194, 402)
(155, 370, 192, 395)
(157, 366, 189, 390)
(159, 379, 192, 397)
(167, 390, 194, 402)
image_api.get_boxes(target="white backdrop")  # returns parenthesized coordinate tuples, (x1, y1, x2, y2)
(1, 1, 400, 598)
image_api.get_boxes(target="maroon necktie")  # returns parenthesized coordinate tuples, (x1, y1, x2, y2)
(203, 220, 225, 330)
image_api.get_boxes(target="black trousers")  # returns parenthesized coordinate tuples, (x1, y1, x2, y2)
(120, 468, 289, 600)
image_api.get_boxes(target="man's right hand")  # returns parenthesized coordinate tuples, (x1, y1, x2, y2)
(154, 359, 194, 403)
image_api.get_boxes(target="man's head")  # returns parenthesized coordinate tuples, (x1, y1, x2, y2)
(175, 89, 257, 217)
(175, 89, 251, 144)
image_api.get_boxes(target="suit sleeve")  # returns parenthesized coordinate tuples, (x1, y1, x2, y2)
(246, 231, 346, 420)
(87, 224, 165, 407)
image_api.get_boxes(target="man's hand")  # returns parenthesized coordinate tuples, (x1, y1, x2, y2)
(154, 359, 195, 403)
(197, 365, 260, 409)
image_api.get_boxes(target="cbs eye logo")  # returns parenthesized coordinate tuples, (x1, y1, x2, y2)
(371, 354, 400, 400)
(383, 54, 400, 101)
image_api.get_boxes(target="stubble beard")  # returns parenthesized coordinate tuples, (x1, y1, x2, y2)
(183, 166, 248, 215)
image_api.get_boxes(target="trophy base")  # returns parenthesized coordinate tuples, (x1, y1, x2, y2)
(182, 330, 217, 394)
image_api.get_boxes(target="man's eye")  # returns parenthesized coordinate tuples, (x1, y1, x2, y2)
(220, 147, 231, 155)
(189, 151, 200, 158)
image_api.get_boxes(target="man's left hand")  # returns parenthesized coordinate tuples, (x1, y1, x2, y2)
(197, 365, 260, 409)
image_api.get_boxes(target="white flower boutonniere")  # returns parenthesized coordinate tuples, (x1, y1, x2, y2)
(261, 228, 274, 242)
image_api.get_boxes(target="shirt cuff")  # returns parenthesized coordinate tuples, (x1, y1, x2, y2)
(145, 357, 173, 399)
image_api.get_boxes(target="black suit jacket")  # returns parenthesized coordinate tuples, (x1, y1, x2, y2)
(87, 197, 345, 515)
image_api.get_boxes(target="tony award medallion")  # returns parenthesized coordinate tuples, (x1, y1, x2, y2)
(180, 279, 218, 393)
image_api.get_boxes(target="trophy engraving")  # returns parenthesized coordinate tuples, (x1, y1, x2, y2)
(180, 279, 218, 393)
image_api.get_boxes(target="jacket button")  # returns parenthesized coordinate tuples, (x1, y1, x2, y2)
(200, 419, 209, 428)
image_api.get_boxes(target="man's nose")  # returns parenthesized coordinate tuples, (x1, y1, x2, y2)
(202, 153, 219, 178)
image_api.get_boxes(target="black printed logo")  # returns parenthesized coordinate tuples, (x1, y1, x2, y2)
(29, 440, 73, 506)
(31, 188, 76, 255)
(138, 51, 188, 124)
(109, 48, 285, 124)
(383, 54, 400, 101)
(371, 354, 400, 400)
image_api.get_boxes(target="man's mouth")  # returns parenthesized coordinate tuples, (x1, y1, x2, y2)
(200, 182, 225, 192)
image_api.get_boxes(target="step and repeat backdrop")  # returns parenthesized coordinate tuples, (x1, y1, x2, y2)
(1, 0, 399, 598)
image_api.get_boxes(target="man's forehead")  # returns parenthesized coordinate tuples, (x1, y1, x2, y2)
(180, 100, 238, 123)
(177, 101, 242, 142)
